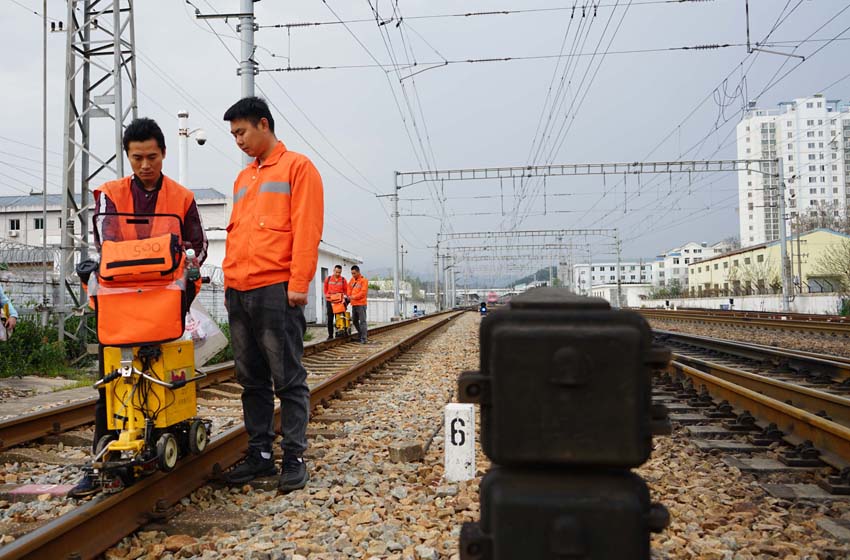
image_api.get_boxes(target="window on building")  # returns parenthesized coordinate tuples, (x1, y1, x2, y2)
(808, 142, 816, 148)
(672, 258, 679, 265)
(786, 121, 792, 127)
(744, 257, 751, 264)
(789, 166, 794, 172)
(788, 155, 793, 161)
(807, 118, 814, 124)
(57, 217, 62, 228)
(723, 262, 729, 269)
(787, 132, 792, 139)
(609, 266, 615, 271)
(34, 218, 43, 230)
(684, 258, 690, 264)
(808, 154, 816, 160)
(714, 263, 719, 270)
(9, 219, 20, 231)
(757, 255, 764, 263)
(807, 132, 815, 138)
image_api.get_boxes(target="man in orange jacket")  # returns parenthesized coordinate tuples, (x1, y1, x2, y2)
(348, 265, 369, 344)
(221, 97, 323, 492)
(69, 117, 207, 499)
(323, 265, 348, 339)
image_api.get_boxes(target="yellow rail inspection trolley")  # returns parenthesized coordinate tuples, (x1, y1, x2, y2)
(78, 212, 211, 492)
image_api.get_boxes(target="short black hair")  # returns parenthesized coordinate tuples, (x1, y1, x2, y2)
(123, 118, 166, 153)
(334, 264, 342, 270)
(351, 265, 360, 272)
(223, 96, 275, 133)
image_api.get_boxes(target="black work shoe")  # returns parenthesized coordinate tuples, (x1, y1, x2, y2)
(224, 449, 277, 484)
(68, 472, 101, 499)
(279, 455, 308, 492)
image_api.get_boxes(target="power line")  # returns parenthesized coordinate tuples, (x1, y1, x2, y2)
(260, 42, 742, 73)
(259, 1, 715, 29)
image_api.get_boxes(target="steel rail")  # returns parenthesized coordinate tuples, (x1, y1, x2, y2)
(0, 314, 449, 452)
(671, 354, 850, 426)
(0, 311, 463, 560)
(641, 309, 850, 337)
(667, 360, 850, 470)
(656, 330, 850, 383)
(644, 308, 850, 323)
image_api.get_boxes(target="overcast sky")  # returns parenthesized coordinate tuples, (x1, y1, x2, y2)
(1, 0, 848, 282)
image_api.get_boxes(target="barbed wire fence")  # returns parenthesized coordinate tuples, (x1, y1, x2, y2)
(0, 242, 229, 325)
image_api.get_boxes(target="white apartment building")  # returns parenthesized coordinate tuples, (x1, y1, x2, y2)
(737, 94, 850, 247)
(654, 240, 733, 289)
(572, 260, 654, 295)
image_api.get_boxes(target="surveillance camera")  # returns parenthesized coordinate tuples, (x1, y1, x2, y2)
(195, 129, 207, 146)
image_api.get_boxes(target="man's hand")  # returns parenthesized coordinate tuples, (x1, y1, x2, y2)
(288, 290, 308, 307)
(5, 317, 16, 334)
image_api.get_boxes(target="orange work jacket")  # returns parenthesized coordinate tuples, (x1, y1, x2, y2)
(348, 275, 368, 306)
(324, 275, 348, 301)
(223, 141, 324, 293)
(94, 175, 196, 242)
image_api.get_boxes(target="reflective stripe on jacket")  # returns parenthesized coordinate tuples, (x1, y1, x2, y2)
(348, 276, 368, 306)
(324, 276, 348, 300)
(223, 141, 324, 293)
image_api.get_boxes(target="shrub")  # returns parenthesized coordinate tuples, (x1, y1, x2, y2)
(0, 318, 71, 377)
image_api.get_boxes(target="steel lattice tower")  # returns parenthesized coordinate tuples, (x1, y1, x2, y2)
(59, 0, 138, 341)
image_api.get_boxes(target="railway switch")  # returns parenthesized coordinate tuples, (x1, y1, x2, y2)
(458, 288, 671, 559)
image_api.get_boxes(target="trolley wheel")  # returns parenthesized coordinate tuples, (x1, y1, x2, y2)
(95, 434, 120, 462)
(156, 433, 179, 471)
(188, 420, 208, 454)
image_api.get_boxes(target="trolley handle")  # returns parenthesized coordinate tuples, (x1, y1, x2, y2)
(138, 369, 208, 389)
(93, 369, 123, 388)
(94, 368, 208, 389)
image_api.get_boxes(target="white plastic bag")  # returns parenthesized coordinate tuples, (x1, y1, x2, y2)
(183, 300, 228, 366)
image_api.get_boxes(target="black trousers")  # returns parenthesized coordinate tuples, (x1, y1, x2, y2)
(227, 282, 309, 456)
(326, 300, 335, 337)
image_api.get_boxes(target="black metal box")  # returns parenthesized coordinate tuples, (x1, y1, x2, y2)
(460, 467, 669, 560)
(458, 288, 669, 467)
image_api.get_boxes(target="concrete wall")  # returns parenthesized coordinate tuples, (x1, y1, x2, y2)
(641, 292, 844, 315)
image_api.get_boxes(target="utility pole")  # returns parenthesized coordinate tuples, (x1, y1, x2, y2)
(195, 1, 257, 164)
(434, 241, 440, 311)
(392, 175, 400, 318)
(41, 0, 48, 327)
(400, 243, 407, 318)
(776, 160, 791, 312)
(178, 110, 189, 185)
(615, 231, 623, 308)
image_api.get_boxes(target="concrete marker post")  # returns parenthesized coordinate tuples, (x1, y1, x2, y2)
(444, 403, 475, 482)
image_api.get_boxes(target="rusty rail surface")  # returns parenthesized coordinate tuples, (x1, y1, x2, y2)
(0, 313, 452, 452)
(666, 360, 850, 470)
(657, 329, 850, 383)
(0, 311, 463, 560)
(640, 309, 850, 337)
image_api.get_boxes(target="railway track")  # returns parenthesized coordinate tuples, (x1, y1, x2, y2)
(0, 315, 450, 452)
(641, 308, 850, 338)
(0, 311, 463, 560)
(655, 329, 850, 475)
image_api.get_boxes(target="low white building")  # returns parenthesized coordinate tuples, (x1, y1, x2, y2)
(590, 283, 653, 308)
(654, 240, 734, 289)
(371, 278, 412, 297)
(572, 261, 653, 295)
